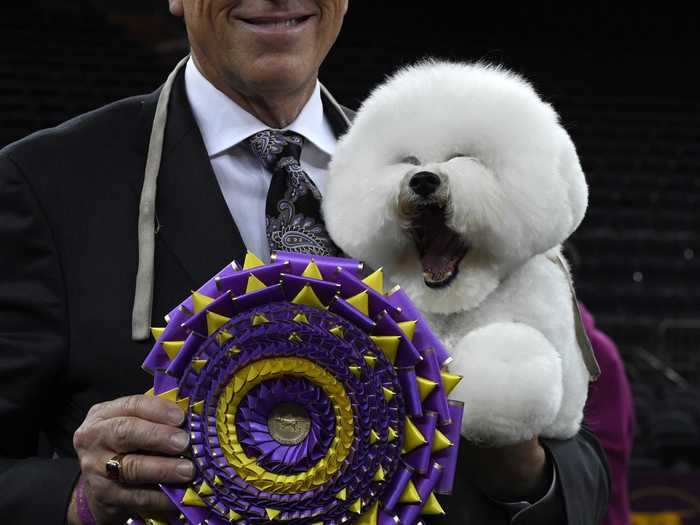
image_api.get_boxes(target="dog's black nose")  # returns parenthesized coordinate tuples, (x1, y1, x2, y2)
(409, 171, 441, 197)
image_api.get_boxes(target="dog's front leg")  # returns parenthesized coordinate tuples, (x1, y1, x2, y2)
(448, 322, 563, 447)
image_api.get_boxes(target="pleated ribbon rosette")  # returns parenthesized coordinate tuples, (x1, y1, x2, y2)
(136, 251, 463, 525)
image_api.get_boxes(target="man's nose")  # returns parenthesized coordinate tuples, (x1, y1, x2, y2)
(409, 171, 441, 197)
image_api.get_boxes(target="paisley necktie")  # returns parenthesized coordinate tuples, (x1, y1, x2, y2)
(248, 130, 340, 256)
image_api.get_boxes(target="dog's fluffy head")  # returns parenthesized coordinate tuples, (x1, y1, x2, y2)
(324, 60, 587, 313)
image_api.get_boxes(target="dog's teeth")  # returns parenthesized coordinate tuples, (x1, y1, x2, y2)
(423, 271, 452, 283)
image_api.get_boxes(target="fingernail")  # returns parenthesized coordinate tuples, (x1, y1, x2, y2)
(170, 431, 189, 450)
(168, 407, 184, 425)
(176, 460, 195, 480)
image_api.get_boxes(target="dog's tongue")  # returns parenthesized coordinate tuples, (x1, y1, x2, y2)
(410, 206, 469, 288)
(420, 231, 465, 286)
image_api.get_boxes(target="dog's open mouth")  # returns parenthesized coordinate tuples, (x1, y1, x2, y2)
(407, 205, 470, 288)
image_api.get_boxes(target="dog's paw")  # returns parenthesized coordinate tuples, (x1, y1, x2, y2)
(448, 322, 563, 446)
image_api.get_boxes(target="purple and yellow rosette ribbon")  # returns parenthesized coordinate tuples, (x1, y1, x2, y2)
(136, 251, 463, 525)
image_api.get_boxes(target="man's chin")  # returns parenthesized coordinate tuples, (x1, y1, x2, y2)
(245, 57, 317, 91)
(221, 59, 318, 124)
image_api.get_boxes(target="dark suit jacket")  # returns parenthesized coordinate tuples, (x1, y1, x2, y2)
(0, 69, 609, 524)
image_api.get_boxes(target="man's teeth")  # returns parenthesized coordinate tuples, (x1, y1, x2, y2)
(251, 17, 304, 27)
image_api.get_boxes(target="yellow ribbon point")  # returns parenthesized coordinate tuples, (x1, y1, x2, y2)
(432, 429, 453, 452)
(382, 387, 395, 402)
(403, 417, 427, 453)
(416, 376, 438, 401)
(191, 359, 208, 374)
(265, 508, 281, 520)
(362, 268, 384, 294)
(216, 329, 234, 345)
(372, 465, 385, 481)
(191, 400, 204, 416)
(441, 372, 463, 396)
(363, 355, 377, 368)
(291, 284, 325, 310)
(245, 273, 267, 293)
(150, 326, 166, 340)
(243, 252, 265, 269)
(252, 313, 269, 326)
(369, 336, 401, 364)
(288, 332, 303, 343)
(335, 488, 347, 501)
(144, 518, 169, 525)
(356, 501, 379, 525)
(191, 291, 215, 313)
(161, 341, 185, 360)
(302, 260, 324, 280)
(175, 396, 190, 412)
(349, 497, 363, 514)
(197, 481, 213, 496)
(399, 480, 422, 504)
(228, 509, 242, 521)
(214, 475, 223, 486)
(397, 320, 417, 341)
(181, 487, 207, 507)
(157, 388, 179, 402)
(329, 325, 345, 338)
(388, 427, 398, 442)
(369, 429, 380, 444)
(293, 312, 309, 324)
(349, 365, 362, 378)
(346, 290, 369, 316)
(421, 492, 446, 515)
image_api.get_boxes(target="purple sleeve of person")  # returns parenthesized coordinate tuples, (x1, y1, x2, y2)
(579, 303, 636, 525)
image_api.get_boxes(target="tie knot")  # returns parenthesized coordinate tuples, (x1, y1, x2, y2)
(248, 129, 304, 171)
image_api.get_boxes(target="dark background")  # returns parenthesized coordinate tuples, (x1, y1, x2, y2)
(2, 0, 700, 512)
(4, 2, 697, 370)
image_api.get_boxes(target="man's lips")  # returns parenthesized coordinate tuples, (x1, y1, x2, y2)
(236, 13, 315, 32)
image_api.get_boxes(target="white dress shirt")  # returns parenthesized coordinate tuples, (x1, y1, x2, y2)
(184, 58, 337, 262)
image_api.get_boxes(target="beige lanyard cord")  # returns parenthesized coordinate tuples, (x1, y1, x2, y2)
(131, 55, 190, 340)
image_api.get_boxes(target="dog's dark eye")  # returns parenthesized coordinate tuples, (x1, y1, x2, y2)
(401, 156, 421, 166)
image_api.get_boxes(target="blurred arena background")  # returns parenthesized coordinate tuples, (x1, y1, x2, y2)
(2, 2, 699, 523)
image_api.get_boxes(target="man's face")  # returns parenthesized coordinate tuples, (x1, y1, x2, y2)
(172, 0, 348, 100)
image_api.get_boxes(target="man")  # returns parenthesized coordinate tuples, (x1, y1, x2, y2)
(0, 1, 609, 523)
(580, 303, 635, 525)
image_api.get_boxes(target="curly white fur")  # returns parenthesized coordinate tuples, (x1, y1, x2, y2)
(324, 60, 591, 446)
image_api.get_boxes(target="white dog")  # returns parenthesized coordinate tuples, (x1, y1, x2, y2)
(324, 60, 597, 446)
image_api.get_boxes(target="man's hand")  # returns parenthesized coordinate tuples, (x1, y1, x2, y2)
(67, 395, 195, 525)
(461, 436, 551, 503)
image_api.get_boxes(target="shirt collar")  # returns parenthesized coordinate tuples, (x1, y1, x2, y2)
(184, 58, 336, 158)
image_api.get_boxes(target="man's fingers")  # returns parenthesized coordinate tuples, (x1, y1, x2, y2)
(99, 416, 190, 455)
(89, 476, 176, 514)
(88, 395, 184, 426)
(119, 454, 195, 485)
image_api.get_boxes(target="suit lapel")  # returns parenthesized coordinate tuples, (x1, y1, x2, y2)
(321, 82, 353, 135)
(149, 68, 247, 287)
